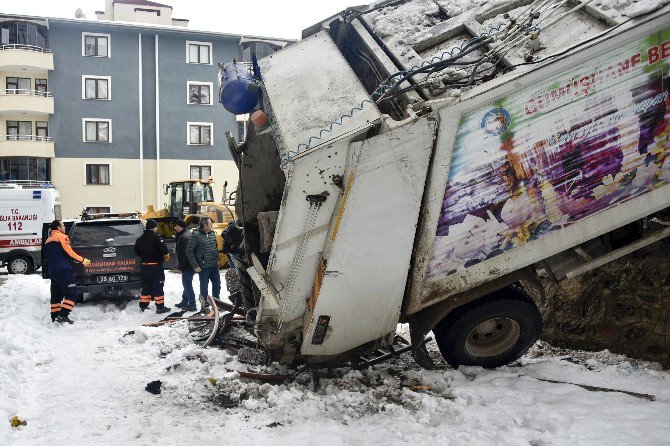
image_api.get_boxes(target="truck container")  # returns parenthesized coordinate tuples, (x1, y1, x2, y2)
(223, 1, 670, 368)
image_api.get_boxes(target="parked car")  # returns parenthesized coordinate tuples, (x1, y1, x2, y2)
(42, 215, 145, 299)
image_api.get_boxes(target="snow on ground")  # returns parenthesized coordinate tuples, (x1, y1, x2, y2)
(1, 272, 669, 445)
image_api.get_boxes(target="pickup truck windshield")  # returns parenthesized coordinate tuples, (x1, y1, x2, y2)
(70, 221, 144, 246)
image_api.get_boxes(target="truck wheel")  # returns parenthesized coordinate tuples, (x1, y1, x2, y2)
(433, 291, 541, 369)
(8, 256, 33, 275)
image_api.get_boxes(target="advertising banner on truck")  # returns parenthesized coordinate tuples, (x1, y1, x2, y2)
(427, 27, 670, 281)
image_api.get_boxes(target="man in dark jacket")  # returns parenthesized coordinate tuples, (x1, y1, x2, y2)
(134, 219, 171, 313)
(173, 219, 196, 311)
(43, 219, 91, 324)
(186, 217, 220, 307)
(221, 219, 244, 269)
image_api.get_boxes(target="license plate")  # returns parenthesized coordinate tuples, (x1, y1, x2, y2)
(96, 274, 129, 284)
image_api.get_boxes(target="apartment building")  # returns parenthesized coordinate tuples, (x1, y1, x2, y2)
(0, 0, 288, 217)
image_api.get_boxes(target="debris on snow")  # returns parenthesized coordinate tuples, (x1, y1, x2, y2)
(145, 380, 162, 395)
(10, 416, 27, 428)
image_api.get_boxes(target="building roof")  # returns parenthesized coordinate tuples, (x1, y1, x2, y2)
(0, 12, 297, 43)
(113, 0, 173, 9)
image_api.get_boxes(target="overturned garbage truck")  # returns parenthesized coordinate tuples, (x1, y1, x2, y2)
(220, 0, 670, 368)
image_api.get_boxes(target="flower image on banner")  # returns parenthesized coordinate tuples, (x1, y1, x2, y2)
(427, 28, 670, 280)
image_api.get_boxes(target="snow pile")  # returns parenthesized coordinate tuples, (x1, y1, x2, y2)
(0, 275, 50, 445)
(627, 0, 670, 17)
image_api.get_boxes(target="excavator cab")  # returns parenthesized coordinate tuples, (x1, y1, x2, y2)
(145, 179, 234, 269)
(167, 180, 215, 219)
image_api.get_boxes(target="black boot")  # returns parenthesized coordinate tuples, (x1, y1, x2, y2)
(56, 314, 75, 324)
(156, 306, 171, 314)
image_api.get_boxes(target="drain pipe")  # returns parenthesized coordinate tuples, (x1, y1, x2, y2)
(155, 34, 160, 207)
(138, 33, 144, 211)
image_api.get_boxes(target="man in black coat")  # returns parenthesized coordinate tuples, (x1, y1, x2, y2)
(173, 219, 196, 311)
(134, 219, 171, 313)
(221, 219, 244, 269)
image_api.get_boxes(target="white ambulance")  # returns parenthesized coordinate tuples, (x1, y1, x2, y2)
(0, 182, 61, 274)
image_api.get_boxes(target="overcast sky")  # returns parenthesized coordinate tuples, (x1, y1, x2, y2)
(4, 0, 371, 39)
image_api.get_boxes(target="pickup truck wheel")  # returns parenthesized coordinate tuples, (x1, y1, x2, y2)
(434, 293, 541, 369)
(8, 256, 32, 275)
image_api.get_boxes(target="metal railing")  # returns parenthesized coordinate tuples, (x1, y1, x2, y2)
(0, 180, 54, 189)
(2, 134, 53, 142)
(1, 89, 52, 97)
(0, 44, 52, 53)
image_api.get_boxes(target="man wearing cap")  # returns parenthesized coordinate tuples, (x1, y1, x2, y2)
(173, 219, 196, 311)
(43, 219, 91, 324)
(134, 219, 171, 314)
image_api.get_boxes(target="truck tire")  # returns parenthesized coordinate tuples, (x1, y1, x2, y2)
(433, 290, 541, 369)
(7, 256, 33, 275)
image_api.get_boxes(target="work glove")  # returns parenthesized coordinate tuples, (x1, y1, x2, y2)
(83, 258, 92, 266)
(163, 254, 170, 262)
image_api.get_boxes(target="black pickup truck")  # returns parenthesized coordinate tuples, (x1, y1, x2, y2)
(42, 215, 178, 299)
(42, 217, 144, 298)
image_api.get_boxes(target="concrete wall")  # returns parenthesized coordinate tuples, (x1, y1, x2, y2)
(534, 240, 670, 369)
(52, 157, 239, 218)
(49, 22, 140, 159)
(49, 21, 239, 160)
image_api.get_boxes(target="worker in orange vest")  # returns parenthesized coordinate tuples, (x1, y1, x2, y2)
(43, 220, 91, 324)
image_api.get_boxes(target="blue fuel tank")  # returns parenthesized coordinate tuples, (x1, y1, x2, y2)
(219, 61, 260, 115)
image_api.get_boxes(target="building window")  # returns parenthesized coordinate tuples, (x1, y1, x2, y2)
(85, 206, 111, 214)
(6, 121, 32, 140)
(190, 165, 211, 180)
(6, 77, 30, 94)
(187, 82, 212, 105)
(187, 123, 212, 145)
(83, 119, 111, 142)
(82, 33, 110, 57)
(240, 41, 281, 62)
(36, 121, 48, 139)
(236, 113, 249, 142)
(0, 21, 48, 48)
(82, 76, 110, 100)
(85, 164, 110, 185)
(186, 41, 211, 64)
(35, 79, 47, 94)
(0, 157, 49, 181)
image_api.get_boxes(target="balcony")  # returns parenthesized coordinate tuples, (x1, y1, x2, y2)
(0, 89, 53, 115)
(0, 135, 54, 158)
(0, 44, 53, 72)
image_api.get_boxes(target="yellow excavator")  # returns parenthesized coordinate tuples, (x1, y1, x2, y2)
(142, 178, 236, 268)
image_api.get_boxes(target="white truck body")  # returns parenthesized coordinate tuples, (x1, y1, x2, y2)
(0, 183, 61, 273)
(230, 3, 670, 367)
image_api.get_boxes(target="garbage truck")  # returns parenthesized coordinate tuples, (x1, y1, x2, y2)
(219, 0, 670, 368)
